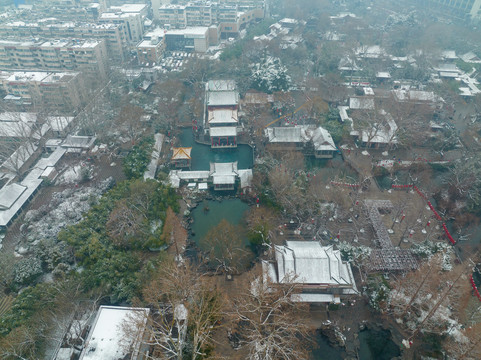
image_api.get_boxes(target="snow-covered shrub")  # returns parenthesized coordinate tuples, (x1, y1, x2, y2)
(412, 239, 450, 259)
(366, 276, 391, 311)
(34, 239, 73, 271)
(13, 257, 43, 285)
(338, 241, 372, 263)
(250, 56, 291, 93)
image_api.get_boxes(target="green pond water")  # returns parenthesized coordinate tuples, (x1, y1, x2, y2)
(310, 333, 346, 359)
(358, 329, 401, 360)
(190, 198, 250, 247)
(179, 128, 253, 170)
(310, 328, 400, 360)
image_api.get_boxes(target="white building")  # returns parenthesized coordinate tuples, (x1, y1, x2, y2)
(79, 306, 150, 360)
(263, 241, 358, 303)
(165, 27, 211, 52)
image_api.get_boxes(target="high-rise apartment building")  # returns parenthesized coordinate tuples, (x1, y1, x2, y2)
(0, 22, 128, 62)
(0, 39, 108, 88)
(157, 1, 263, 38)
(0, 71, 87, 112)
(422, 0, 481, 20)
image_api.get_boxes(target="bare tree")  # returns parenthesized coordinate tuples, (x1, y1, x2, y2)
(117, 103, 144, 145)
(161, 207, 187, 258)
(153, 80, 186, 130)
(202, 219, 252, 274)
(125, 259, 225, 360)
(229, 269, 312, 360)
(389, 254, 473, 338)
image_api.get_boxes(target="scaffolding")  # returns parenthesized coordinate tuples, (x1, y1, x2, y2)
(368, 249, 418, 272)
(365, 200, 418, 272)
(365, 200, 394, 249)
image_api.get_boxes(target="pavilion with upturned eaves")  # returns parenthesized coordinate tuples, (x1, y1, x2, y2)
(171, 147, 192, 168)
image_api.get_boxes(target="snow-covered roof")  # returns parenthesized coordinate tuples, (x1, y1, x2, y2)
(0, 145, 68, 228)
(0, 112, 37, 123)
(172, 147, 192, 160)
(435, 63, 459, 73)
(208, 109, 238, 125)
(363, 87, 375, 96)
(460, 51, 481, 63)
(0, 121, 49, 139)
(212, 175, 236, 185)
(439, 71, 459, 78)
(355, 45, 386, 58)
(265, 125, 335, 150)
(166, 27, 209, 37)
(153, 133, 164, 153)
(338, 106, 352, 123)
(272, 241, 357, 291)
(0, 179, 42, 228)
(207, 91, 239, 107)
(62, 135, 96, 149)
(392, 90, 439, 103)
(441, 50, 457, 60)
(79, 306, 149, 360)
(310, 127, 336, 152)
(376, 71, 391, 79)
(359, 110, 398, 145)
(349, 97, 375, 110)
(210, 162, 238, 176)
(265, 126, 309, 143)
(0, 183, 26, 210)
(1, 142, 37, 173)
(238, 169, 253, 188)
(210, 126, 237, 137)
(291, 293, 338, 303)
(47, 116, 74, 132)
(110, 4, 147, 13)
(206, 80, 236, 92)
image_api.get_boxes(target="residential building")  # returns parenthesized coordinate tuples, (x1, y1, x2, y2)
(0, 21, 128, 61)
(421, 0, 481, 20)
(109, 3, 149, 18)
(165, 27, 210, 52)
(157, 1, 264, 38)
(99, 9, 144, 43)
(0, 39, 109, 88)
(1, 71, 86, 112)
(263, 241, 358, 303)
(137, 36, 165, 66)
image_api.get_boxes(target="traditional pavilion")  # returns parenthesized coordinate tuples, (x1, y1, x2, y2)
(171, 147, 192, 168)
(263, 241, 358, 303)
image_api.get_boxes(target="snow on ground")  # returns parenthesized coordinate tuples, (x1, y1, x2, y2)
(56, 163, 93, 184)
(21, 177, 114, 249)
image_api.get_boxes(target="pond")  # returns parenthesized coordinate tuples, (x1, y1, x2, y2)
(310, 332, 346, 360)
(358, 328, 400, 360)
(310, 328, 400, 360)
(179, 128, 253, 170)
(190, 198, 250, 247)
